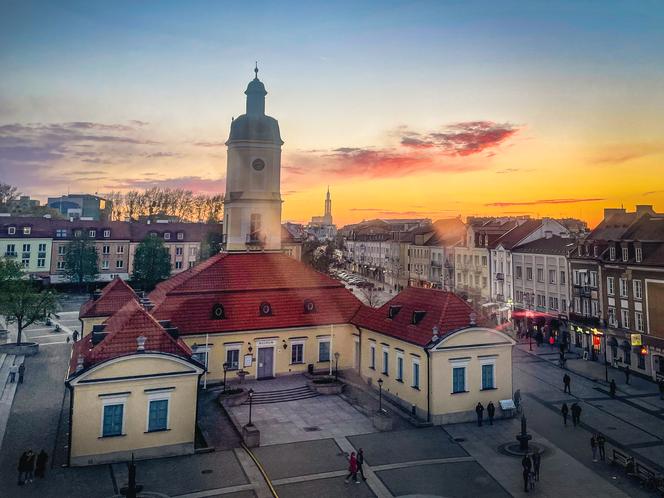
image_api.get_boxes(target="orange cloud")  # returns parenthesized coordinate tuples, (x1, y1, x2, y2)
(486, 198, 604, 207)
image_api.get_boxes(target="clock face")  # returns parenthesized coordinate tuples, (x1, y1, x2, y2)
(252, 158, 265, 171)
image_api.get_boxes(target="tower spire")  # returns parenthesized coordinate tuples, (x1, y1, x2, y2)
(254, 61, 259, 80)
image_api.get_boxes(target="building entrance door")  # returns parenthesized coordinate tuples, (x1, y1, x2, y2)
(257, 347, 274, 379)
(354, 341, 360, 371)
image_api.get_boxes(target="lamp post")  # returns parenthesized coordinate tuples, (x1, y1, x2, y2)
(334, 352, 340, 382)
(603, 334, 609, 382)
(377, 378, 384, 413)
(247, 388, 254, 426)
(222, 362, 229, 394)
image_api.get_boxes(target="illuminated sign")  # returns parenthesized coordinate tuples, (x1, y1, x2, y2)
(631, 334, 642, 347)
(593, 336, 601, 347)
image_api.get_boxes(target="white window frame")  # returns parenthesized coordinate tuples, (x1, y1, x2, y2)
(100, 394, 129, 437)
(145, 391, 171, 432)
(411, 356, 420, 389)
(317, 338, 331, 362)
(23, 226, 31, 235)
(177, 232, 184, 240)
(164, 232, 171, 240)
(89, 229, 96, 238)
(607, 277, 614, 296)
(609, 246, 616, 260)
(8, 226, 16, 235)
(395, 351, 404, 382)
(479, 356, 497, 390)
(635, 311, 644, 332)
(116, 259, 124, 269)
(104, 229, 111, 238)
(633, 280, 642, 300)
(102, 260, 110, 270)
(619, 278, 628, 298)
(621, 309, 629, 329)
(290, 340, 305, 365)
(450, 358, 469, 394)
(635, 247, 642, 263)
(117, 246, 125, 254)
(103, 245, 110, 254)
(622, 247, 628, 262)
(224, 343, 242, 370)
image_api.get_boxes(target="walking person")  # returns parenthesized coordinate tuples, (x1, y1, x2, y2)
(18, 362, 25, 383)
(624, 365, 630, 385)
(487, 401, 496, 425)
(72, 330, 79, 342)
(609, 379, 617, 398)
(9, 363, 18, 383)
(532, 449, 541, 481)
(17, 452, 27, 485)
(24, 449, 35, 483)
(563, 373, 571, 394)
(571, 402, 582, 427)
(344, 451, 359, 484)
(35, 450, 48, 479)
(475, 402, 484, 427)
(356, 448, 366, 481)
(591, 434, 598, 462)
(561, 402, 569, 426)
(597, 433, 606, 461)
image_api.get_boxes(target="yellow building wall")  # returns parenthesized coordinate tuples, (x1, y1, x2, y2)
(430, 328, 513, 421)
(70, 355, 199, 466)
(358, 328, 428, 415)
(80, 316, 107, 337)
(182, 323, 357, 382)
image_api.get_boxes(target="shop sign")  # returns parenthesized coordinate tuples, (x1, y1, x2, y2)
(592, 335, 601, 347)
(631, 334, 642, 347)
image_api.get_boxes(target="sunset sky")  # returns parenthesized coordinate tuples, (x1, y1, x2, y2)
(1, 1, 663, 227)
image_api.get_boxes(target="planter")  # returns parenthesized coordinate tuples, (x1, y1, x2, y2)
(218, 389, 246, 407)
(372, 412, 393, 431)
(308, 380, 344, 395)
(0, 342, 39, 356)
(242, 424, 260, 448)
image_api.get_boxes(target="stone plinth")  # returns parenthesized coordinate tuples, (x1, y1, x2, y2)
(242, 424, 260, 448)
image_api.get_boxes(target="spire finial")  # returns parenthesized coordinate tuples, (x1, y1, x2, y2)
(254, 61, 259, 80)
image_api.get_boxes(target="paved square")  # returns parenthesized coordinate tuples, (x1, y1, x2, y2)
(347, 427, 468, 466)
(112, 450, 249, 497)
(376, 461, 509, 497)
(228, 395, 375, 446)
(275, 476, 375, 498)
(252, 439, 348, 480)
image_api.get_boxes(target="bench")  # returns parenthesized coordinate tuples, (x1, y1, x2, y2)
(610, 449, 633, 470)
(634, 462, 663, 491)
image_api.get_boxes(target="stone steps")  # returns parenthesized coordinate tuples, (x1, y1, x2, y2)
(241, 385, 319, 405)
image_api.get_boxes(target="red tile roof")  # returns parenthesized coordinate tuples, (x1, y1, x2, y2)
(352, 287, 478, 346)
(490, 219, 542, 249)
(79, 277, 138, 318)
(149, 252, 363, 335)
(69, 299, 193, 376)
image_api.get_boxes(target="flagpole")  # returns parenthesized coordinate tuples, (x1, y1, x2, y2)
(329, 324, 334, 376)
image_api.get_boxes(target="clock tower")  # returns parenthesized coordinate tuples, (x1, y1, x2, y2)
(223, 65, 283, 251)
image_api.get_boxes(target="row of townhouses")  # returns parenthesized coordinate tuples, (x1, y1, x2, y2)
(0, 216, 219, 283)
(340, 205, 664, 381)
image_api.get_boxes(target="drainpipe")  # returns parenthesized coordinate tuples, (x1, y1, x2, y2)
(66, 382, 74, 467)
(425, 347, 431, 423)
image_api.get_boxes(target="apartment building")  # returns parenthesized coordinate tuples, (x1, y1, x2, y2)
(0, 216, 53, 278)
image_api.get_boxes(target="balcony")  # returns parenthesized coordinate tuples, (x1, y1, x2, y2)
(495, 272, 504, 281)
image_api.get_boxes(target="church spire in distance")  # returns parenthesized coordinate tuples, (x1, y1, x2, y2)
(245, 61, 267, 115)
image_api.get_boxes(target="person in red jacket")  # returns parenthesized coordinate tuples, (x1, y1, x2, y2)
(345, 451, 359, 484)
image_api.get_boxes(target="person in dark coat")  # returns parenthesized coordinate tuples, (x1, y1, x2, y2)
(597, 433, 606, 461)
(609, 379, 617, 398)
(72, 330, 79, 342)
(561, 403, 569, 426)
(563, 373, 571, 394)
(24, 450, 35, 483)
(591, 434, 598, 462)
(344, 452, 358, 484)
(356, 448, 366, 481)
(532, 449, 541, 481)
(624, 365, 630, 384)
(17, 452, 27, 485)
(571, 402, 582, 427)
(521, 454, 532, 492)
(35, 450, 48, 478)
(475, 402, 484, 427)
(487, 401, 496, 425)
(18, 363, 25, 383)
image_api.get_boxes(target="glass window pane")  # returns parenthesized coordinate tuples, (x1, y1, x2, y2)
(319, 341, 330, 362)
(453, 367, 465, 393)
(148, 399, 168, 432)
(482, 364, 494, 389)
(103, 404, 123, 436)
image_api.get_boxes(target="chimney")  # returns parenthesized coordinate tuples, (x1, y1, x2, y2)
(75, 355, 85, 373)
(136, 335, 147, 352)
(636, 205, 655, 216)
(431, 325, 439, 342)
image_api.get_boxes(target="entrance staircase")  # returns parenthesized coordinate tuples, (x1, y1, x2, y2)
(0, 352, 24, 448)
(241, 384, 319, 405)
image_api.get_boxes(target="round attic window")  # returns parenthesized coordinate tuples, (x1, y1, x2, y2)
(252, 158, 265, 171)
(259, 302, 272, 316)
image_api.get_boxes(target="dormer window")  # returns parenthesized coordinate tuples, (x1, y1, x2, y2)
(164, 232, 171, 240)
(412, 310, 427, 325)
(388, 305, 402, 319)
(8, 226, 16, 235)
(89, 229, 96, 238)
(609, 246, 616, 260)
(150, 232, 157, 237)
(104, 229, 111, 238)
(177, 232, 184, 240)
(259, 302, 272, 316)
(303, 299, 316, 313)
(622, 247, 628, 262)
(635, 247, 642, 263)
(593, 246, 598, 257)
(211, 303, 225, 319)
(74, 229, 82, 238)
(23, 226, 31, 235)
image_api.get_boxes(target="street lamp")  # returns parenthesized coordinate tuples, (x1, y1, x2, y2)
(377, 378, 384, 413)
(222, 362, 229, 394)
(334, 352, 340, 382)
(247, 388, 254, 426)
